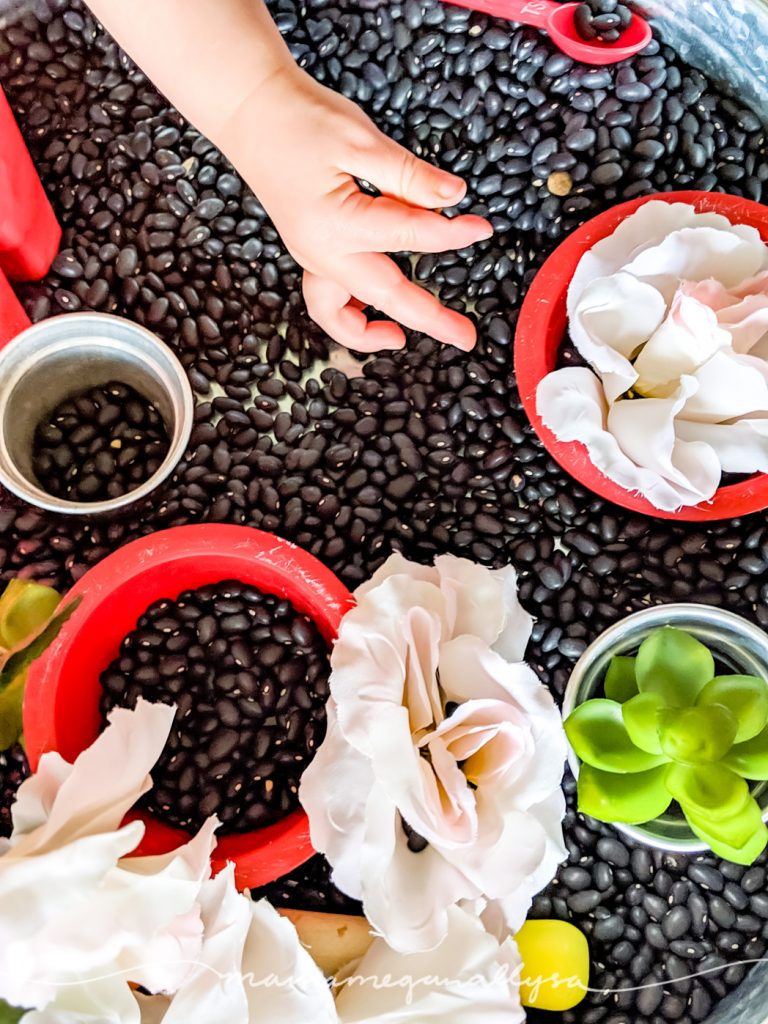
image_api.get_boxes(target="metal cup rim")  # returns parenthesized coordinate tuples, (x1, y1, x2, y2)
(0, 312, 194, 515)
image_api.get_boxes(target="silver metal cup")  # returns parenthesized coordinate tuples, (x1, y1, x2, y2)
(0, 313, 194, 515)
(563, 603, 768, 853)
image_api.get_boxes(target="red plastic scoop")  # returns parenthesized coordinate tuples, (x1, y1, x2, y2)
(0, 269, 30, 346)
(445, 0, 652, 65)
(0, 86, 60, 281)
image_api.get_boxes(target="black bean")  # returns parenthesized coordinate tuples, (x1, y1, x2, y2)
(33, 382, 169, 503)
(568, 889, 602, 913)
(100, 581, 329, 835)
(562, 866, 594, 890)
(688, 863, 725, 892)
(596, 837, 630, 868)
(662, 906, 691, 941)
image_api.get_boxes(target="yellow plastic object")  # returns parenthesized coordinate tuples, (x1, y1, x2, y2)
(517, 919, 589, 1011)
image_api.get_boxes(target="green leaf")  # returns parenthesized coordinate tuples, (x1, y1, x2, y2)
(0, 579, 60, 650)
(658, 705, 738, 765)
(0, 596, 81, 697)
(0, 596, 81, 751)
(686, 799, 768, 865)
(622, 692, 665, 754)
(635, 626, 714, 707)
(604, 656, 638, 703)
(0, 999, 25, 1023)
(697, 675, 768, 743)
(724, 723, 768, 780)
(0, 673, 26, 751)
(577, 763, 672, 824)
(666, 763, 749, 822)
(565, 699, 669, 773)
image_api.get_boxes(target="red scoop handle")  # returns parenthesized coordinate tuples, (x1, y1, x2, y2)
(0, 87, 60, 283)
(445, 0, 555, 28)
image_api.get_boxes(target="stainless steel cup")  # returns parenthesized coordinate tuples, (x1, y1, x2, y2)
(0, 313, 194, 515)
(563, 603, 768, 853)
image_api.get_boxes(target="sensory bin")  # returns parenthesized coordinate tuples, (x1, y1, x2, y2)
(4, 0, 768, 1022)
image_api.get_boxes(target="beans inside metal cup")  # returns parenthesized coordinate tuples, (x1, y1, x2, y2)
(0, 313, 194, 515)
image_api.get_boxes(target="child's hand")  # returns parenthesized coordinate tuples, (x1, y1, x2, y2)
(224, 67, 493, 352)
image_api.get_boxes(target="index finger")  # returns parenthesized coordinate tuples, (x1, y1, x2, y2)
(337, 253, 477, 351)
(303, 271, 406, 353)
(344, 191, 493, 255)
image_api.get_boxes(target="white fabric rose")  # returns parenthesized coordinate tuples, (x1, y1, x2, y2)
(334, 903, 524, 1024)
(538, 200, 768, 511)
(300, 553, 567, 954)
(3, 698, 530, 1024)
(0, 701, 215, 1020)
(140, 864, 337, 1024)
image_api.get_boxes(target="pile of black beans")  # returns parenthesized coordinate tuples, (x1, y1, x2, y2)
(526, 774, 768, 1024)
(0, 745, 29, 839)
(2, 0, 768, 1019)
(32, 381, 169, 502)
(99, 581, 330, 833)
(573, 0, 633, 44)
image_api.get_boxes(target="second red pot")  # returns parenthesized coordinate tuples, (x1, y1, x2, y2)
(24, 524, 355, 889)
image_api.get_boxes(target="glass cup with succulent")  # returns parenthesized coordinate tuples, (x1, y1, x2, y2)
(565, 626, 768, 864)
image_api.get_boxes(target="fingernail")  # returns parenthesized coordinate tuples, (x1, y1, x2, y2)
(437, 178, 464, 200)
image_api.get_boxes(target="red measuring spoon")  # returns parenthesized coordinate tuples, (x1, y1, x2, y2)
(445, 0, 651, 65)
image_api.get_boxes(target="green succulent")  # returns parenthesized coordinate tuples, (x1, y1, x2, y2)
(565, 626, 768, 865)
(0, 579, 81, 752)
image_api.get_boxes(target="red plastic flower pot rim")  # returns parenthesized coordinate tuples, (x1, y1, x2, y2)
(23, 523, 355, 889)
(514, 190, 768, 521)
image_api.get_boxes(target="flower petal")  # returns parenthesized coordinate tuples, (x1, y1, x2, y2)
(674, 418, 768, 474)
(538, 364, 676, 489)
(633, 289, 731, 397)
(355, 552, 438, 601)
(434, 555, 508, 647)
(427, 700, 534, 789)
(20, 976, 143, 1024)
(607, 377, 721, 507)
(0, 823, 145, 1009)
(679, 350, 768, 423)
(487, 789, 567, 933)
(300, 703, 376, 901)
(244, 900, 337, 1024)
(490, 565, 534, 664)
(360, 781, 477, 953)
(331, 578, 444, 748)
(113, 817, 217, 993)
(568, 201, 705, 306)
(367, 702, 476, 847)
(687, 275, 768, 354)
(334, 904, 524, 1023)
(438, 639, 567, 807)
(570, 272, 663, 402)
(11, 700, 175, 853)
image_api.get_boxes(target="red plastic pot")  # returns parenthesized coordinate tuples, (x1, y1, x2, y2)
(0, 86, 61, 281)
(515, 190, 768, 521)
(24, 524, 355, 889)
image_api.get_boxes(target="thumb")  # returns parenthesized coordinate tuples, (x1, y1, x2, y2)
(359, 136, 467, 210)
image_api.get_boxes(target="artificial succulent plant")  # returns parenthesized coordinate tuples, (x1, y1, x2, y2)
(565, 626, 768, 864)
(0, 579, 80, 751)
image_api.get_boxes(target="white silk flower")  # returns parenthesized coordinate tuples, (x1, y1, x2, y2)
(300, 552, 567, 954)
(538, 200, 768, 511)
